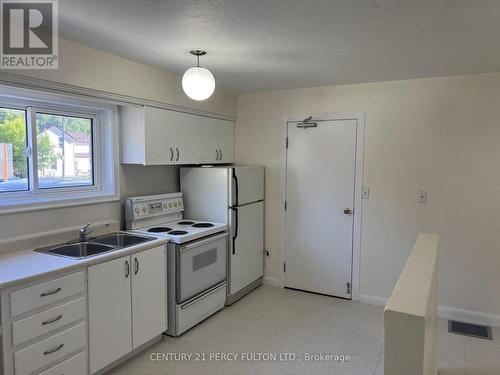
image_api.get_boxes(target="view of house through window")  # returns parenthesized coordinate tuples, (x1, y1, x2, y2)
(36, 113, 94, 189)
(0, 106, 95, 194)
(0, 108, 28, 192)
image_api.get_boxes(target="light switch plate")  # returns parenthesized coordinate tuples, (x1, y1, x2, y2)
(417, 191, 427, 204)
(362, 186, 370, 199)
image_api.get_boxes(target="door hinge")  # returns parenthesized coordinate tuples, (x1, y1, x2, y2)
(346, 282, 351, 295)
(283, 262, 286, 273)
(286, 137, 289, 148)
(284, 201, 287, 211)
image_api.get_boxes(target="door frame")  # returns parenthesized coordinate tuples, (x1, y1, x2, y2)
(279, 112, 365, 301)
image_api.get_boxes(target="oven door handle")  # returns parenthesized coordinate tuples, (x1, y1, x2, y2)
(180, 282, 227, 310)
(179, 232, 228, 252)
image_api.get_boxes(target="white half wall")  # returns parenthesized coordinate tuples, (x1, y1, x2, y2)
(235, 72, 500, 317)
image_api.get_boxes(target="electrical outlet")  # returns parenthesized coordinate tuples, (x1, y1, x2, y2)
(417, 191, 427, 204)
(265, 249, 272, 257)
(362, 186, 370, 199)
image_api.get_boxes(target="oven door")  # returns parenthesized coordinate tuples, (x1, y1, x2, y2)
(176, 232, 228, 304)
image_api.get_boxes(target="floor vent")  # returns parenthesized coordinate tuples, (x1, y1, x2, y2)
(448, 320, 492, 340)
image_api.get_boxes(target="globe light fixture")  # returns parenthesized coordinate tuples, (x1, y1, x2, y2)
(182, 50, 215, 101)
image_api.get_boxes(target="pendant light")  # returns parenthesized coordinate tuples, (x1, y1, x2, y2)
(182, 50, 215, 101)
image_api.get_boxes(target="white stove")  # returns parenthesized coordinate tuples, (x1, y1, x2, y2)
(125, 193, 227, 244)
(125, 192, 228, 337)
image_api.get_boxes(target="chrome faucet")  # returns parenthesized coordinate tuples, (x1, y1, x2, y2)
(79, 222, 110, 242)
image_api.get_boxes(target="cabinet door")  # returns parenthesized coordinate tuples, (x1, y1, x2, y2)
(217, 120, 235, 163)
(88, 256, 132, 373)
(171, 112, 201, 164)
(144, 106, 175, 165)
(131, 246, 166, 349)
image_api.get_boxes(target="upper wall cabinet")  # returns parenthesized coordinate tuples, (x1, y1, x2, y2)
(120, 105, 235, 165)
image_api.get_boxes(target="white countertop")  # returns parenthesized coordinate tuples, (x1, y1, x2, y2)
(0, 236, 168, 290)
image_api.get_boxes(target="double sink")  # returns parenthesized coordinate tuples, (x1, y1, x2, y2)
(35, 232, 155, 259)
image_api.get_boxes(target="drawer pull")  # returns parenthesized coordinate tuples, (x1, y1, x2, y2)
(41, 314, 63, 326)
(40, 287, 62, 297)
(43, 343, 64, 355)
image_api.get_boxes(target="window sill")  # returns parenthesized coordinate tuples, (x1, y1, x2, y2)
(0, 191, 120, 215)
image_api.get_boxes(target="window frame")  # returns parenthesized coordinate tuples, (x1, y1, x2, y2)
(0, 94, 119, 213)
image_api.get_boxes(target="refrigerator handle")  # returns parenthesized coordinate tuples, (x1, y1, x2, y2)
(232, 168, 239, 207)
(231, 207, 239, 255)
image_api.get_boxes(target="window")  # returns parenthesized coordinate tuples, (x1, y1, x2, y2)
(0, 107, 29, 192)
(0, 93, 118, 212)
(36, 112, 94, 189)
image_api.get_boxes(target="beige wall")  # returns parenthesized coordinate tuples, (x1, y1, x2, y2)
(235, 72, 500, 316)
(0, 38, 236, 242)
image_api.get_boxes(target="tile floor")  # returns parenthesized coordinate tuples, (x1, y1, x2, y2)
(107, 285, 500, 375)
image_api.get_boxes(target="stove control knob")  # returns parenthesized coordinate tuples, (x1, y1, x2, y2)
(168, 202, 173, 209)
(163, 202, 168, 209)
(178, 201, 183, 208)
(173, 201, 178, 208)
(142, 205, 147, 213)
(134, 207, 140, 214)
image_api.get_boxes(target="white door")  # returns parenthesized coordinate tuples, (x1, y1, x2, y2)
(88, 256, 132, 373)
(285, 119, 357, 299)
(229, 201, 264, 296)
(132, 246, 167, 349)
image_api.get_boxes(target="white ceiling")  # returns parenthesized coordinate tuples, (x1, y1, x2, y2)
(59, 0, 500, 93)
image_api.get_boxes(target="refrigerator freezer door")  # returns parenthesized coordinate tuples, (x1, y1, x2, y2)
(229, 201, 264, 296)
(231, 167, 264, 207)
(180, 167, 230, 223)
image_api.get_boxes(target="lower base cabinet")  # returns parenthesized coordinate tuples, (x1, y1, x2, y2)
(88, 246, 166, 373)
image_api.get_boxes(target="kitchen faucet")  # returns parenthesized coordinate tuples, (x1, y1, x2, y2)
(79, 222, 110, 242)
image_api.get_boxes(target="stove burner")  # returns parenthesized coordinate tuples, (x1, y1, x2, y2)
(177, 221, 195, 225)
(147, 227, 172, 233)
(192, 223, 214, 228)
(168, 230, 188, 235)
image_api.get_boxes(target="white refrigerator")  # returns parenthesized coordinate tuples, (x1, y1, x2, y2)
(180, 166, 264, 305)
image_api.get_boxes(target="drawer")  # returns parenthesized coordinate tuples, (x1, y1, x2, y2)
(12, 297, 86, 347)
(38, 351, 86, 375)
(14, 322, 86, 375)
(10, 272, 85, 317)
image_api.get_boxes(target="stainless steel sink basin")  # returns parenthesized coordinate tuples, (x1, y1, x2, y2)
(91, 233, 152, 248)
(41, 242, 116, 259)
(35, 232, 156, 259)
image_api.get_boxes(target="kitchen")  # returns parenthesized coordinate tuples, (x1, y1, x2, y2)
(1, 1, 500, 375)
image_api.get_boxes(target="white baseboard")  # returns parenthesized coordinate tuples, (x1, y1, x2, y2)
(359, 294, 388, 306)
(359, 294, 500, 327)
(263, 276, 282, 288)
(438, 306, 500, 328)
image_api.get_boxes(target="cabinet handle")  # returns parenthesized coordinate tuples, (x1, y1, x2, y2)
(40, 287, 61, 297)
(125, 260, 130, 278)
(220, 149, 223, 160)
(134, 257, 139, 275)
(215, 149, 219, 161)
(42, 314, 63, 326)
(43, 343, 64, 355)
(176, 148, 180, 161)
(169, 147, 173, 161)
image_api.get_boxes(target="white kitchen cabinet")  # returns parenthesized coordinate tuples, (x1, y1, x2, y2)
(131, 246, 166, 349)
(121, 105, 234, 165)
(88, 246, 166, 373)
(88, 255, 132, 374)
(0, 270, 87, 375)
